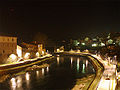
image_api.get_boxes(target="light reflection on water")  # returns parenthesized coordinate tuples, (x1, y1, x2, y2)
(86, 60, 88, 67)
(10, 76, 23, 90)
(10, 78, 16, 90)
(77, 58, 80, 72)
(46, 67, 49, 73)
(57, 56, 60, 65)
(42, 68, 45, 76)
(26, 72, 30, 81)
(0, 56, 95, 90)
(71, 57, 73, 68)
(82, 64, 85, 73)
(36, 71, 39, 79)
(16, 76, 22, 89)
(25, 72, 30, 89)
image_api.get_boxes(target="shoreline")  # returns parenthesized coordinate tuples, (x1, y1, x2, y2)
(0, 54, 54, 76)
(55, 52, 104, 90)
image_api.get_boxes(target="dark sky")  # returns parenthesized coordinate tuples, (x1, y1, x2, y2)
(0, 0, 120, 41)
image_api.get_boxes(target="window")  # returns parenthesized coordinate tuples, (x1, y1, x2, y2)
(12, 38, 14, 41)
(8, 43, 10, 47)
(12, 50, 14, 53)
(3, 38, 5, 41)
(3, 50, 5, 53)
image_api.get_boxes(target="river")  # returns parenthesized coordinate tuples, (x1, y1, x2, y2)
(0, 55, 95, 90)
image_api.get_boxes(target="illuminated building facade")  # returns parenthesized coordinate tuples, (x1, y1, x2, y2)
(0, 36, 17, 64)
(0, 36, 17, 55)
(21, 42, 44, 59)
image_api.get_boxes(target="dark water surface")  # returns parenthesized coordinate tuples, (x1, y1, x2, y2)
(0, 56, 95, 90)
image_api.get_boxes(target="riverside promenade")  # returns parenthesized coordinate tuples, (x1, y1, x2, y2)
(0, 54, 53, 75)
(56, 51, 117, 90)
(92, 55, 117, 90)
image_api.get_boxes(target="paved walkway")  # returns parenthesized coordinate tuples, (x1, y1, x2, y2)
(92, 55, 117, 90)
(57, 51, 117, 90)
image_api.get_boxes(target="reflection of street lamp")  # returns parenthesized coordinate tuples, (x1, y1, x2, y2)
(10, 78, 16, 90)
(114, 55, 117, 60)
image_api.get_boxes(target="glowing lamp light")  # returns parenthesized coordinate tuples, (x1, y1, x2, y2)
(69, 49, 74, 53)
(17, 50, 22, 58)
(24, 53, 30, 59)
(93, 38, 97, 41)
(10, 54, 17, 60)
(17, 45, 22, 58)
(84, 49, 89, 52)
(108, 39, 113, 44)
(85, 37, 89, 41)
(47, 50, 49, 53)
(81, 42, 85, 46)
(100, 43, 105, 47)
(77, 50, 80, 53)
(92, 43, 97, 47)
(36, 52, 39, 57)
(42, 51, 44, 55)
(57, 49, 60, 52)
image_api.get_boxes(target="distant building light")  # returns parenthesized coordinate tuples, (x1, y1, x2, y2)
(100, 43, 105, 47)
(81, 42, 85, 46)
(93, 38, 97, 41)
(77, 42, 80, 45)
(85, 37, 89, 41)
(36, 52, 39, 57)
(73, 40, 79, 46)
(57, 49, 60, 52)
(77, 50, 81, 53)
(108, 39, 113, 44)
(92, 43, 97, 47)
(107, 33, 111, 39)
(84, 49, 89, 52)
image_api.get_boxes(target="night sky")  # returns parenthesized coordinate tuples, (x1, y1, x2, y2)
(0, 0, 120, 41)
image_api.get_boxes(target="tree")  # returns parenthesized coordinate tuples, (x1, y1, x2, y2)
(33, 32, 48, 45)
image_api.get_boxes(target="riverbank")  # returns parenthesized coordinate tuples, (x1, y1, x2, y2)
(0, 54, 54, 76)
(0, 63, 50, 83)
(55, 52, 104, 90)
(72, 74, 95, 90)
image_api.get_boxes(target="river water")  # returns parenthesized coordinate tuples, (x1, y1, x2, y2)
(0, 56, 95, 90)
